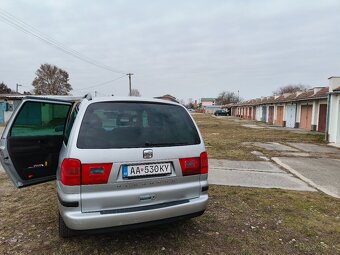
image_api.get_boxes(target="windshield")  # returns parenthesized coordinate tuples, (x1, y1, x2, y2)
(77, 102, 200, 149)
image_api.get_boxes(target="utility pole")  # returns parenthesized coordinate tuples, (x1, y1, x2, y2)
(127, 73, 134, 96)
(16, 84, 22, 93)
(94, 91, 98, 97)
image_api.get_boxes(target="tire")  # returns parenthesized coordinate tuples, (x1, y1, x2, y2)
(59, 214, 76, 238)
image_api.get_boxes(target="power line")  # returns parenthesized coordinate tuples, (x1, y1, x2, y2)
(0, 8, 127, 74)
(0, 10, 126, 74)
(73, 75, 126, 92)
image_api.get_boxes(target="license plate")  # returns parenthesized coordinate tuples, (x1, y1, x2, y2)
(122, 162, 172, 178)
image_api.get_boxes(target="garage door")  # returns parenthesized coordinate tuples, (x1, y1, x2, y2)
(261, 106, 267, 122)
(275, 106, 284, 126)
(285, 104, 296, 128)
(300, 105, 312, 130)
(268, 106, 274, 125)
(318, 104, 327, 132)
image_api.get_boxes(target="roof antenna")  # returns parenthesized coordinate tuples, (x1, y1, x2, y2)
(84, 93, 92, 100)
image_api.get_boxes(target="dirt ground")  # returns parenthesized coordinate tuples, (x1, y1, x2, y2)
(0, 114, 339, 255)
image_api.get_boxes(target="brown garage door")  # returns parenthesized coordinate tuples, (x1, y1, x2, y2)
(318, 104, 327, 132)
(300, 105, 312, 130)
(268, 106, 274, 125)
(275, 106, 284, 126)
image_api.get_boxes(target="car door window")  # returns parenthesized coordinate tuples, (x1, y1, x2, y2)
(10, 101, 70, 137)
(0, 100, 72, 188)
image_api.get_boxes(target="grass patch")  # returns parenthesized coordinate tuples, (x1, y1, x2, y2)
(193, 114, 325, 160)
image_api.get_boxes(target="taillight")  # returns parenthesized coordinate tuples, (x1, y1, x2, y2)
(61, 158, 81, 186)
(61, 159, 112, 186)
(180, 151, 208, 176)
(82, 163, 112, 185)
(200, 151, 208, 174)
(180, 157, 200, 176)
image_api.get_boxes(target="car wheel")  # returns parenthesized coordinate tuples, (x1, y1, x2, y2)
(59, 213, 76, 238)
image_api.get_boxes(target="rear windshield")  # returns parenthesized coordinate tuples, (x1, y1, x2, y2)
(77, 102, 200, 149)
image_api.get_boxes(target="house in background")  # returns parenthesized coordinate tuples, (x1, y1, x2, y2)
(230, 86, 329, 132)
(327, 76, 340, 147)
(228, 71, 340, 147)
(201, 98, 215, 107)
(0, 94, 25, 124)
(200, 98, 218, 113)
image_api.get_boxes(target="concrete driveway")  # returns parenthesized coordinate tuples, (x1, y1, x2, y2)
(273, 157, 340, 198)
(208, 159, 316, 192)
(251, 142, 340, 198)
(209, 142, 340, 197)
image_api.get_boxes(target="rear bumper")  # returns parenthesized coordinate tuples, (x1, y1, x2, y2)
(59, 194, 208, 231)
(74, 210, 205, 235)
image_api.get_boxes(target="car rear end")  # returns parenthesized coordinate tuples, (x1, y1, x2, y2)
(56, 98, 208, 234)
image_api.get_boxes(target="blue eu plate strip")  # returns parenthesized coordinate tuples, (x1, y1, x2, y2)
(122, 165, 128, 177)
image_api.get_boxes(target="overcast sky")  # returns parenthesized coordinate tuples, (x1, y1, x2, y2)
(1, 0, 340, 101)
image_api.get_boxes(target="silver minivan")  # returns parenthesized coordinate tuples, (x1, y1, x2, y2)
(0, 96, 208, 237)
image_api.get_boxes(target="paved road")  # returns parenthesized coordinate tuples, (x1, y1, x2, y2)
(208, 159, 316, 192)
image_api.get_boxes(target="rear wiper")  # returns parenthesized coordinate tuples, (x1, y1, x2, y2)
(144, 142, 189, 147)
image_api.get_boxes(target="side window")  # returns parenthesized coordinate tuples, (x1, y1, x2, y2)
(10, 101, 70, 137)
(64, 104, 79, 145)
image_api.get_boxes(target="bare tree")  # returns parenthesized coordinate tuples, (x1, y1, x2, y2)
(32, 63, 72, 95)
(215, 91, 240, 105)
(130, 89, 141, 97)
(186, 102, 195, 109)
(0, 82, 12, 94)
(273, 84, 309, 95)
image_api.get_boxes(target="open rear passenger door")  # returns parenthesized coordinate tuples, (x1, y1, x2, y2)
(0, 98, 72, 188)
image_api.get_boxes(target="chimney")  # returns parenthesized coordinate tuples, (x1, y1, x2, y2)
(313, 87, 323, 94)
(328, 77, 340, 92)
(296, 91, 303, 96)
(283, 93, 291, 98)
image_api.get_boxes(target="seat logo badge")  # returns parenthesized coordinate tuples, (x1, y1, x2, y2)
(143, 149, 153, 159)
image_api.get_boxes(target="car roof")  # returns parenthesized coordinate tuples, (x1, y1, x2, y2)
(23, 95, 182, 106)
(24, 95, 83, 102)
(87, 96, 181, 106)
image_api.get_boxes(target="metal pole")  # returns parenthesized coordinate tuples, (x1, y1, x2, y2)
(16, 84, 22, 93)
(127, 73, 133, 96)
